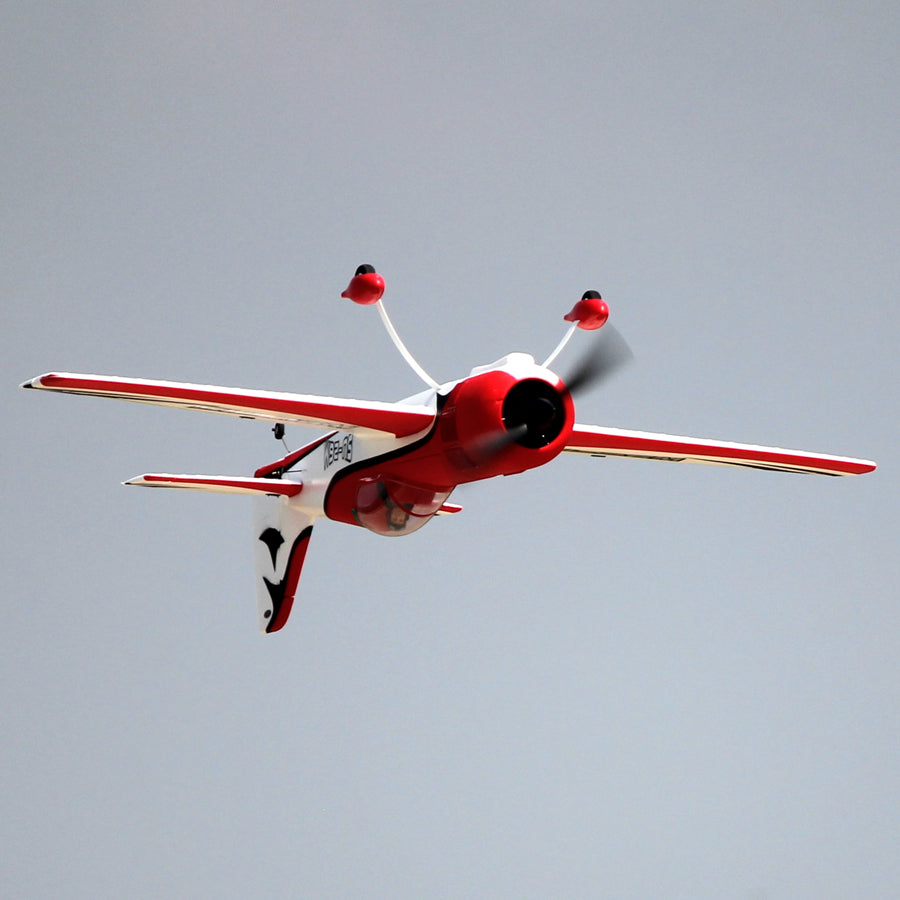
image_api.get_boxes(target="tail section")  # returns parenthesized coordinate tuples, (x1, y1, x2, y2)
(128, 470, 314, 633)
(253, 498, 315, 633)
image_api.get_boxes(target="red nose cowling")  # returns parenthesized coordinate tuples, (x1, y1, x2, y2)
(437, 369, 575, 481)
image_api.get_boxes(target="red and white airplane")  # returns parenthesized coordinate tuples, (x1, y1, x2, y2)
(23, 266, 875, 633)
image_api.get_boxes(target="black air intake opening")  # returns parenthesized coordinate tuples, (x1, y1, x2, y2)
(502, 379, 566, 449)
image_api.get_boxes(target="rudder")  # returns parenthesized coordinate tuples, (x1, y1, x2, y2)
(253, 497, 315, 633)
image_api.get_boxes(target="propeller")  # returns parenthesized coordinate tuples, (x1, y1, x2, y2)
(465, 314, 634, 466)
(467, 422, 529, 463)
(562, 323, 633, 397)
(469, 327, 633, 464)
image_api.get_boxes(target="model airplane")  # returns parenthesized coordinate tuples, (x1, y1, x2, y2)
(23, 266, 876, 633)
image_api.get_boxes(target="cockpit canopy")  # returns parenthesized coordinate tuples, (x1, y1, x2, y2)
(354, 477, 452, 537)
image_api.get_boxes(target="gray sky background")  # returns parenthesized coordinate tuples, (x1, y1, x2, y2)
(3, 2, 898, 897)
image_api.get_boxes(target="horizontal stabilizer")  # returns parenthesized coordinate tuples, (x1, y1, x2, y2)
(125, 474, 302, 496)
(564, 425, 876, 476)
(23, 372, 434, 438)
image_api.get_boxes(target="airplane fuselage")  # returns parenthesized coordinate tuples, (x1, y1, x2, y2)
(265, 353, 574, 536)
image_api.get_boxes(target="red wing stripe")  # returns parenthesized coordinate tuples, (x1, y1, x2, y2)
(564, 425, 876, 476)
(27, 372, 434, 437)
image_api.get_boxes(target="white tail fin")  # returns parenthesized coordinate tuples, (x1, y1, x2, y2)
(253, 497, 315, 633)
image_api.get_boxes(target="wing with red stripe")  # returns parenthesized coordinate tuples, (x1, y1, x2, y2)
(564, 424, 876, 476)
(22, 372, 434, 438)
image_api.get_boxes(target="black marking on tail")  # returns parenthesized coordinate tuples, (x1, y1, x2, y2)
(261, 525, 314, 633)
(259, 527, 285, 568)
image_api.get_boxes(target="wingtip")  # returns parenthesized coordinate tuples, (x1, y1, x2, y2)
(21, 374, 53, 389)
(844, 457, 877, 475)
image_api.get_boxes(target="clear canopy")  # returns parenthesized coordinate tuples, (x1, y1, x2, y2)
(354, 477, 452, 536)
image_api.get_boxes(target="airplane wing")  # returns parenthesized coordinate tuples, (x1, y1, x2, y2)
(22, 372, 434, 438)
(564, 424, 876, 476)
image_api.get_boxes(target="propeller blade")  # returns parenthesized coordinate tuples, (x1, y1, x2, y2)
(564, 324, 634, 396)
(467, 423, 528, 463)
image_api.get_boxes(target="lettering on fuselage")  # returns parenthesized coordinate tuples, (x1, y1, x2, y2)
(324, 434, 353, 469)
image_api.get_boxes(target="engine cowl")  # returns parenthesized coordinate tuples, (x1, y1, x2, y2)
(438, 354, 574, 480)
